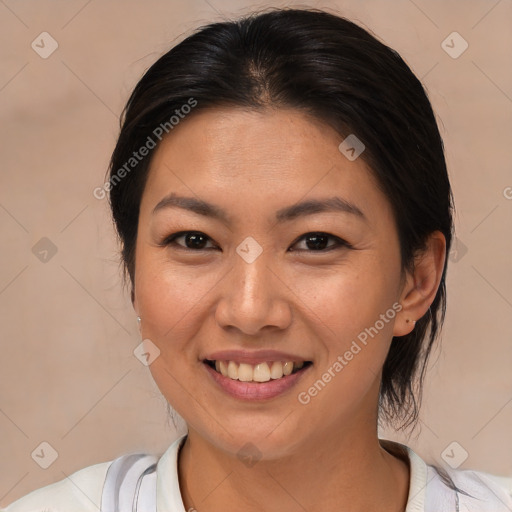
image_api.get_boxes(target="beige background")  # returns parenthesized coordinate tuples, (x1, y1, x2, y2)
(1, 0, 511, 506)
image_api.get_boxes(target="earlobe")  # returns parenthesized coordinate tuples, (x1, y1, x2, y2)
(393, 231, 446, 337)
(132, 291, 142, 332)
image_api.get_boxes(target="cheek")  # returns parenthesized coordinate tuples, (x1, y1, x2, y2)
(134, 256, 218, 415)
(289, 258, 399, 343)
(134, 249, 223, 349)
(288, 259, 400, 403)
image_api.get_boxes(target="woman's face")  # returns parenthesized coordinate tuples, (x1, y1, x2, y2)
(133, 107, 409, 458)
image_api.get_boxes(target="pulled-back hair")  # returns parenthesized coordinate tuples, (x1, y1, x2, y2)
(107, 7, 454, 429)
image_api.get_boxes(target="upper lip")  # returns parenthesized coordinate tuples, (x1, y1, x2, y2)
(203, 349, 311, 365)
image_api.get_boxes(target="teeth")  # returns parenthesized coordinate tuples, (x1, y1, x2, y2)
(227, 361, 238, 380)
(270, 361, 283, 379)
(238, 363, 253, 382)
(210, 360, 307, 382)
(253, 363, 271, 382)
(283, 361, 293, 376)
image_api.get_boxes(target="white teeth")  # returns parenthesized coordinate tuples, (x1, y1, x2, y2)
(283, 361, 293, 376)
(211, 360, 307, 382)
(238, 363, 253, 382)
(270, 361, 283, 379)
(253, 363, 271, 382)
(227, 361, 238, 380)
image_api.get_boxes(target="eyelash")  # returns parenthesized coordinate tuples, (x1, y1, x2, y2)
(160, 231, 352, 253)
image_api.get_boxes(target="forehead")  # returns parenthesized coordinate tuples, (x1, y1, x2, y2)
(156, 107, 340, 169)
(141, 106, 390, 223)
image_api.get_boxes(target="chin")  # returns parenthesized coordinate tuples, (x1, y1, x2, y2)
(195, 421, 306, 463)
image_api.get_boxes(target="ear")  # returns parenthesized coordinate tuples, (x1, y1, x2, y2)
(393, 231, 446, 337)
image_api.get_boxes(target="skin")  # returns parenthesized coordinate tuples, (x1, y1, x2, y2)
(133, 107, 446, 512)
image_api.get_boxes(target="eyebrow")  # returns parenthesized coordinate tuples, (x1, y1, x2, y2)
(152, 193, 366, 224)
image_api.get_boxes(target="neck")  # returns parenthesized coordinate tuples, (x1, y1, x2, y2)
(177, 422, 410, 512)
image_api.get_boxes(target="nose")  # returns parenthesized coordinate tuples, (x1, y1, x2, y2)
(214, 249, 292, 336)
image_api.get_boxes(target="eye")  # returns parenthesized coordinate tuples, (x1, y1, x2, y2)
(161, 231, 217, 251)
(289, 232, 351, 252)
(160, 231, 351, 253)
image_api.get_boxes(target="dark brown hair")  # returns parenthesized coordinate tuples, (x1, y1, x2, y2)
(107, 7, 454, 429)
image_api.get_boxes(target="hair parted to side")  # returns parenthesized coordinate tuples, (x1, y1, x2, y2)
(107, 7, 454, 430)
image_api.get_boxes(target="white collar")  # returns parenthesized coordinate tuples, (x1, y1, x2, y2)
(379, 438, 430, 511)
(156, 434, 432, 512)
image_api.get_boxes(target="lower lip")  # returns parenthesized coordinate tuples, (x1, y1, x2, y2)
(203, 362, 311, 401)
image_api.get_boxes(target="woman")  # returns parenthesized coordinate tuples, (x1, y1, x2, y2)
(3, 7, 511, 512)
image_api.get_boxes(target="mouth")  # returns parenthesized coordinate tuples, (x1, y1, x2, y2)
(203, 359, 313, 383)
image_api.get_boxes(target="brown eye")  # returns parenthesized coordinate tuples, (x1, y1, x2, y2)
(290, 232, 350, 252)
(163, 231, 216, 250)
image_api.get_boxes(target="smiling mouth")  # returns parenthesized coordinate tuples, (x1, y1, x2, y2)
(203, 359, 313, 383)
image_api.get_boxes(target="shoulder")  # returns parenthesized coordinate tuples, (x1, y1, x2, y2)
(1, 460, 112, 512)
(426, 464, 512, 512)
(1, 437, 185, 512)
(384, 439, 512, 512)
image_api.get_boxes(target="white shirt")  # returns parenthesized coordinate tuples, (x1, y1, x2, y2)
(3, 434, 512, 511)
